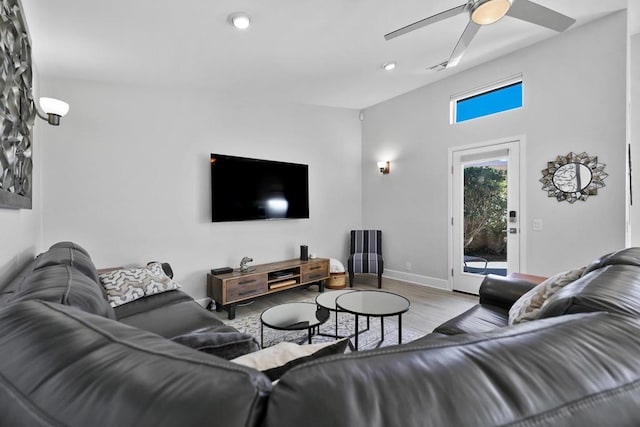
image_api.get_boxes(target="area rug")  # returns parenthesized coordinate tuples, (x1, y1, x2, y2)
(227, 296, 423, 352)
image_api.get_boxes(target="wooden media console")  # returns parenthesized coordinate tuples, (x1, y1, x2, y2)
(207, 258, 330, 319)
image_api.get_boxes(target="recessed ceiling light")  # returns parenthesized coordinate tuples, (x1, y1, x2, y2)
(382, 62, 396, 71)
(228, 12, 251, 30)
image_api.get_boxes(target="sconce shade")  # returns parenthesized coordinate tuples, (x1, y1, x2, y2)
(39, 97, 69, 126)
(377, 161, 390, 174)
(40, 97, 69, 116)
(228, 12, 251, 30)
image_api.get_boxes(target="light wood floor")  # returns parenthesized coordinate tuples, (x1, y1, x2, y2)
(210, 275, 478, 335)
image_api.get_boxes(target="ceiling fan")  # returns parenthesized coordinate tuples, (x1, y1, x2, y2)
(384, 0, 576, 68)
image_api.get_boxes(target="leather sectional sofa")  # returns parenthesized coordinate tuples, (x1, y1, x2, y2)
(2, 243, 640, 426)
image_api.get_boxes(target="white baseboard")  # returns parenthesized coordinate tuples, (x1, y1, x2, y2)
(383, 269, 450, 290)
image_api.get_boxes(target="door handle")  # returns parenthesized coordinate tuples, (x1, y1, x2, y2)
(509, 228, 518, 234)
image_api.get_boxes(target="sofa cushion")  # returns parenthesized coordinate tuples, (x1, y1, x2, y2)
(232, 338, 349, 381)
(9, 264, 115, 319)
(99, 262, 181, 307)
(508, 266, 585, 325)
(432, 304, 508, 335)
(171, 325, 260, 360)
(49, 241, 91, 257)
(118, 299, 226, 338)
(539, 264, 640, 319)
(0, 300, 271, 427)
(34, 246, 99, 283)
(265, 313, 640, 427)
(113, 289, 193, 319)
(582, 247, 640, 276)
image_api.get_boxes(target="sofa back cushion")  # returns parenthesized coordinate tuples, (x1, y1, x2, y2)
(49, 241, 91, 257)
(1, 243, 95, 305)
(265, 313, 640, 427)
(34, 246, 99, 283)
(538, 264, 640, 319)
(0, 300, 271, 427)
(10, 264, 115, 319)
(4, 242, 115, 318)
(582, 247, 640, 276)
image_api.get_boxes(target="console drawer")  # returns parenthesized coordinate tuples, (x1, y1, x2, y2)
(301, 261, 329, 283)
(225, 274, 268, 302)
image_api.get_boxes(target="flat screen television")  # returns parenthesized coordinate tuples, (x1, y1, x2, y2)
(210, 154, 309, 222)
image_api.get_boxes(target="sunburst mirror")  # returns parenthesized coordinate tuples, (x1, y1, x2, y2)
(540, 152, 608, 204)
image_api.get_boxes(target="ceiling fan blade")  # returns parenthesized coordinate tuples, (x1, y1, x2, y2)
(446, 20, 481, 68)
(506, 0, 576, 32)
(385, 4, 467, 41)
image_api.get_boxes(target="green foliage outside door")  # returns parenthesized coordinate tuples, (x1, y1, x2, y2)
(463, 166, 507, 256)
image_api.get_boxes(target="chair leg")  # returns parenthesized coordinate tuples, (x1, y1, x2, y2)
(378, 273, 382, 289)
(349, 272, 354, 287)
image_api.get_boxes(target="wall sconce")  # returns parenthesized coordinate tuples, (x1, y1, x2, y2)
(35, 97, 69, 126)
(377, 161, 390, 174)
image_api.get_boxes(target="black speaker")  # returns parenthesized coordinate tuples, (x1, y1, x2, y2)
(211, 267, 233, 275)
(300, 245, 309, 261)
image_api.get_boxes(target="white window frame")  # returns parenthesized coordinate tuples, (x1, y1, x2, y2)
(450, 73, 524, 124)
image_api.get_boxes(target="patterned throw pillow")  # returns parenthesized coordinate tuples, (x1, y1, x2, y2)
(99, 262, 181, 307)
(508, 266, 586, 325)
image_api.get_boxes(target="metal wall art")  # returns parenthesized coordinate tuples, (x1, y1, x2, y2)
(540, 152, 607, 204)
(0, 0, 36, 209)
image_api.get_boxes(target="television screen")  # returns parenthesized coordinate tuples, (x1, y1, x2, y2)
(210, 154, 309, 222)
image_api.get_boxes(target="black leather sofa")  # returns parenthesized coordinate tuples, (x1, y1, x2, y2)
(0, 241, 236, 339)
(2, 243, 640, 426)
(433, 248, 640, 337)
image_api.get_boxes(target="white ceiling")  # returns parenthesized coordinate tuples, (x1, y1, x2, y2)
(21, 0, 627, 110)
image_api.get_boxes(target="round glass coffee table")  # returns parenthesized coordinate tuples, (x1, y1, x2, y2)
(336, 290, 410, 351)
(316, 289, 359, 340)
(260, 302, 330, 347)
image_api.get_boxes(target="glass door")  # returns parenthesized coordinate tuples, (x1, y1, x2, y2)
(451, 141, 520, 294)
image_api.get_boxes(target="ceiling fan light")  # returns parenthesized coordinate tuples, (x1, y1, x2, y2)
(471, 0, 512, 25)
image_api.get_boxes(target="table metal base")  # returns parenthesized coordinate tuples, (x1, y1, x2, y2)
(315, 309, 369, 350)
(352, 313, 403, 351)
(261, 322, 322, 348)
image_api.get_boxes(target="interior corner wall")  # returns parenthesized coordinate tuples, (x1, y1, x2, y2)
(38, 80, 362, 299)
(0, 69, 43, 285)
(362, 11, 627, 281)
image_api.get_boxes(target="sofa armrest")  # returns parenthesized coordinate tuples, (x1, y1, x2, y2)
(479, 274, 538, 309)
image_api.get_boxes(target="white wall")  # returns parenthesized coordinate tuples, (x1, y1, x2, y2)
(0, 75, 43, 286)
(0, 142, 41, 284)
(39, 79, 362, 299)
(362, 12, 627, 282)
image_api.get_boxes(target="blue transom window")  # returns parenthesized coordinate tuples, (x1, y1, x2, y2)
(452, 77, 523, 123)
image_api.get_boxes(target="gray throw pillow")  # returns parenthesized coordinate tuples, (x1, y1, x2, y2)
(171, 326, 260, 360)
(509, 266, 586, 325)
